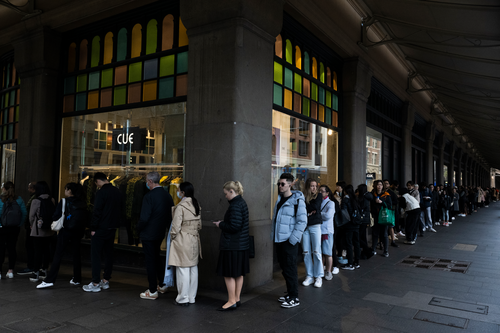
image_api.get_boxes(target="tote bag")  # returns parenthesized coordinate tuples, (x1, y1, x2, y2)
(378, 207, 395, 227)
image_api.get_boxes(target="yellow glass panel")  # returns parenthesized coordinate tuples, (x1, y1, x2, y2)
(319, 105, 325, 122)
(131, 24, 142, 58)
(326, 68, 331, 87)
(295, 46, 301, 70)
(143, 80, 157, 101)
(284, 89, 293, 110)
(319, 63, 325, 83)
(332, 111, 338, 127)
(179, 17, 189, 47)
(333, 71, 338, 91)
(104, 32, 113, 65)
(275, 35, 282, 58)
(285, 40, 292, 64)
(88, 90, 99, 109)
(312, 58, 317, 79)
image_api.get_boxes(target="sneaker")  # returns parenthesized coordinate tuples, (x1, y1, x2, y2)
(448, 221, 452, 225)
(302, 276, 314, 286)
(429, 228, 437, 233)
(325, 272, 333, 281)
(140, 289, 158, 300)
(398, 231, 405, 237)
(404, 240, 415, 245)
(82, 282, 101, 292)
(157, 285, 168, 294)
(391, 241, 399, 248)
(443, 223, 449, 227)
(342, 250, 347, 257)
(393, 236, 398, 241)
(314, 277, 322, 288)
(342, 265, 355, 271)
(39, 269, 46, 281)
(382, 252, 389, 258)
(281, 297, 300, 308)
(354, 264, 360, 269)
(332, 267, 339, 275)
(435, 222, 440, 226)
(17, 268, 33, 276)
(451, 217, 456, 220)
(6, 272, 13, 279)
(278, 295, 290, 303)
(99, 280, 110, 290)
(29, 272, 39, 282)
(36, 281, 53, 289)
(70, 279, 80, 286)
(372, 251, 377, 256)
(338, 258, 348, 265)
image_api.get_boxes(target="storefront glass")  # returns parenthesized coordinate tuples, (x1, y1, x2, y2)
(60, 102, 185, 246)
(366, 127, 382, 191)
(1, 143, 16, 183)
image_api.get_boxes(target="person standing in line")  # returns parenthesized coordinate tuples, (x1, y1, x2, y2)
(136, 172, 174, 300)
(340, 185, 361, 270)
(272, 173, 307, 309)
(319, 185, 338, 280)
(36, 183, 87, 289)
(169, 182, 202, 306)
(383, 179, 399, 248)
(83, 172, 124, 292)
(213, 181, 250, 311)
(400, 193, 421, 244)
(421, 184, 436, 233)
(430, 184, 440, 225)
(451, 187, 460, 221)
(17, 182, 36, 276)
(0, 182, 28, 279)
(371, 180, 392, 258)
(440, 188, 453, 227)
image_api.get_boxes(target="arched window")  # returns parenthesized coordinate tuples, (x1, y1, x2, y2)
(162, 15, 174, 51)
(275, 34, 282, 58)
(304, 52, 310, 75)
(178, 17, 188, 47)
(91, 36, 100, 68)
(319, 62, 325, 83)
(295, 46, 302, 70)
(79, 39, 88, 70)
(146, 19, 158, 55)
(131, 24, 142, 58)
(117, 28, 127, 61)
(326, 67, 331, 87)
(333, 71, 338, 91)
(312, 57, 317, 79)
(68, 43, 76, 73)
(103, 32, 113, 65)
(285, 39, 292, 64)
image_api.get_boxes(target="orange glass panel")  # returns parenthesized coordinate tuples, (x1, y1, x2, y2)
(101, 88, 112, 107)
(332, 111, 338, 127)
(131, 24, 142, 58)
(162, 14, 174, 51)
(16, 89, 20, 104)
(63, 95, 75, 113)
(8, 107, 14, 122)
(179, 18, 188, 47)
(303, 78, 310, 98)
(68, 43, 76, 73)
(12, 63, 16, 85)
(284, 89, 292, 109)
(275, 35, 282, 58)
(333, 71, 338, 91)
(88, 90, 99, 109)
(128, 83, 142, 103)
(311, 101, 317, 120)
(293, 93, 301, 113)
(115, 65, 127, 85)
(326, 68, 331, 87)
(143, 80, 157, 101)
(312, 58, 317, 79)
(79, 40, 88, 70)
(318, 105, 325, 122)
(176, 74, 187, 96)
(104, 32, 113, 65)
(295, 46, 302, 70)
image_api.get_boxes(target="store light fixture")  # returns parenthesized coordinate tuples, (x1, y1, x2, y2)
(328, 129, 333, 136)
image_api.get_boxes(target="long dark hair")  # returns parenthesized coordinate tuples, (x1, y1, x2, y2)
(2, 181, 16, 203)
(35, 181, 51, 197)
(179, 182, 200, 216)
(357, 184, 367, 205)
(344, 184, 359, 209)
(373, 180, 384, 196)
(65, 182, 84, 198)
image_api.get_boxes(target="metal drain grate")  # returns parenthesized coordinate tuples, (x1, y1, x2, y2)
(396, 256, 471, 273)
(429, 297, 488, 315)
(413, 310, 469, 329)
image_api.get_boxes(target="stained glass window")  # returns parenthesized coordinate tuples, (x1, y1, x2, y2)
(0, 56, 19, 142)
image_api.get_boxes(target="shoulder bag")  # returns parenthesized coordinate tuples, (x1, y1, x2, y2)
(377, 206, 395, 227)
(51, 198, 65, 231)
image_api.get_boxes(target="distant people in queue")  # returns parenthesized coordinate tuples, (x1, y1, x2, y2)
(213, 181, 250, 311)
(17, 182, 36, 276)
(0, 182, 28, 280)
(319, 185, 338, 280)
(37, 182, 87, 289)
(169, 182, 202, 306)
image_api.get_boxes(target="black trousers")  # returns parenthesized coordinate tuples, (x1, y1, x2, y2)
(344, 228, 360, 265)
(91, 229, 115, 284)
(25, 227, 35, 269)
(371, 223, 388, 253)
(335, 228, 345, 257)
(276, 241, 299, 299)
(45, 228, 83, 284)
(142, 239, 165, 292)
(405, 209, 421, 242)
(0, 226, 20, 270)
(359, 224, 371, 257)
(33, 236, 51, 271)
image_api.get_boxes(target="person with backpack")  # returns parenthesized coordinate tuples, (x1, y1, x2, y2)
(340, 185, 361, 270)
(29, 181, 56, 282)
(0, 182, 27, 279)
(36, 183, 88, 289)
(356, 184, 374, 259)
(319, 185, 338, 280)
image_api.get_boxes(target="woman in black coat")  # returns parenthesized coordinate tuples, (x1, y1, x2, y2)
(370, 180, 392, 258)
(213, 181, 249, 311)
(340, 185, 361, 270)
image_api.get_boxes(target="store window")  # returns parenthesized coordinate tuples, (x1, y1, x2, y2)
(366, 127, 382, 190)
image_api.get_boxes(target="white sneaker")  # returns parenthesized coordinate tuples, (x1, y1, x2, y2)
(325, 272, 333, 281)
(302, 276, 314, 286)
(429, 228, 437, 233)
(37, 281, 53, 289)
(332, 267, 339, 275)
(99, 280, 110, 290)
(70, 279, 80, 286)
(398, 231, 405, 237)
(6, 272, 13, 279)
(452, 217, 456, 220)
(82, 282, 102, 292)
(314, 277, 322, 288)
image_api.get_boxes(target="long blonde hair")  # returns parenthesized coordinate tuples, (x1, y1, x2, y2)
(303, 178, 318, 203)
(223, 181, 244, 196)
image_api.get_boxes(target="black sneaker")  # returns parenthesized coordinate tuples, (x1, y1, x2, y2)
(382, 252, 389, 258)
(39, 269, 47, 280)
(278, 295, 289, 303)
(281, 297, 300, 308)
(29, 271, 39, 282)
(390, 242, 399, 248)
(354, 264, 360, 269)
(17, 268, 34, 276)
(341, 265, 355, 270)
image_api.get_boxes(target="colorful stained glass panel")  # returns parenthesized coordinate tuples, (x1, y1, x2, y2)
(160, 55, 175, 77)
(159, 77, 174, 99)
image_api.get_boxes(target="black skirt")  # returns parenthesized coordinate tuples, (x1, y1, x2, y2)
(216, 250, 250, 278)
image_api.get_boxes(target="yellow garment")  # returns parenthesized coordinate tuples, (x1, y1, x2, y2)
(170, 184, 180, 205)
(160, 175, 169, 186)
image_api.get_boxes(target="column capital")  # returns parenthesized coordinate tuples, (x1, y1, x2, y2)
(342, 57, 373, 102)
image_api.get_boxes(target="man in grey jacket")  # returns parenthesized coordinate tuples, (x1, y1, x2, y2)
(272, 173, 307, 308)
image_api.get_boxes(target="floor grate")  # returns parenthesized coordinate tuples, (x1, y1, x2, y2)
(413, 310, 469, 329)
(429, 297, 488, 314)
(396, 255, 471, 273)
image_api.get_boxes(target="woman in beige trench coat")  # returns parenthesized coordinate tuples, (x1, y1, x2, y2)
(169, 182, 202, 306)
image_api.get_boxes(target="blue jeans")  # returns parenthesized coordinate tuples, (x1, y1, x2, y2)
(302, 224, 324, 278)
(442, 208, 449, 222)
(424, 207, 432, 228)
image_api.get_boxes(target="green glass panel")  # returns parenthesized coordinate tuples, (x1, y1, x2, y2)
(0, 127, 2, 141)
(117, 28, 128, 61)
(294, 73, 302, 93)
(302, 97, 310, 117)
(77, 74, 87, 93)
(158, 77, 174, 99)
(64, 77, 76, 94)
(88, 71, 100, 90)
(101, 68, 113, 88)
(332, 94, 338, 111)
(3, 93, 8, 108)
(0, 95, 4, 109)
(326, 91, 332, 108)
(9, 90, 15, 106)
(160, 55, 175, 77)
(7, 124, 13, 140)
(114, 86, 126, 105)
(273, 84, 282, 106)
(128, 62, 142, 83)
(177, 52, 188, 74)
(2, 126, 6, 141)
(319, 63, 325, 83)
(91, 36, 100, 67)
(99, 141, 106, 150)
(319, 87, 325, 105)
(304, 52, 310, 75)
(284, 68, 293, 89)
(311, 83, 318, 101)
(273, 62, 283, 84)
(326, 108, 332, 125)
(76, 93, 86, 111)
(3, 110, 7, 124)
(285, 40, 292, 64)
(15, 106, 19, 122)
(146, 19, 158, 55)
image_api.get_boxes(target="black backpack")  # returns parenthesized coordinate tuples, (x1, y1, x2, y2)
(2, 199, 22, 227)
(36, 197, 56, 230)
(351, 200, 365, 225)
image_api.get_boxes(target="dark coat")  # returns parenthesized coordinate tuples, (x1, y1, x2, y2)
(421, 188, 432, 208)
(431, 191, 439, 210)
(305, 194, 322, 227)
(370, 191, 392, 224)
(136, 187, 174, 241)
(219, 195, 250, 251)
(91, 183, 124, 231)
(340, 194, 359, 231)
(52, 196, 88, 232)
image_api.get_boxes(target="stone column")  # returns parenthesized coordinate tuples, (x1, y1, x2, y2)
(181, 0, 284, 290)
(437, 134, 445, 185)
(457, 150, 463, 186)
(401, 102, 415, 184)
(425, 122, 436, 185)
(448, 141, 455, 186)
(342, 58, 372, 186)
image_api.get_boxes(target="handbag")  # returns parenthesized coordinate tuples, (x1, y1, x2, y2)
(378, 207, 395, 226)
(249, 235, 255, 259)
(51, 198, 65, 231)
(334, 207, 350, 228)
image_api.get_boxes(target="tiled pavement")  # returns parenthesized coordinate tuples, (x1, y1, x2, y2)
(1, 203, 500, 332)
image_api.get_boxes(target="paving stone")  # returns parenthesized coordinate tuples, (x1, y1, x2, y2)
(4, 318, 61, 333)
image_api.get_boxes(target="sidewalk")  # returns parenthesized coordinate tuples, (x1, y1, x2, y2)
(1, 203, 500, 332)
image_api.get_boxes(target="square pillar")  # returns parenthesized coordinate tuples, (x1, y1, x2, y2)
(425, 122, 436, 185)
(402, 103, 415, 184)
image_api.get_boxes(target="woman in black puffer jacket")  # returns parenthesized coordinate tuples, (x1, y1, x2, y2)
(213, 181, 249, 311)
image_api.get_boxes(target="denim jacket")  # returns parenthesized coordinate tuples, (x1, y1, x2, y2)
(271, 191, 307, 245)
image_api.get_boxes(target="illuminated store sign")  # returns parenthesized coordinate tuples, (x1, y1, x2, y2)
(112, 127, 147, 151)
